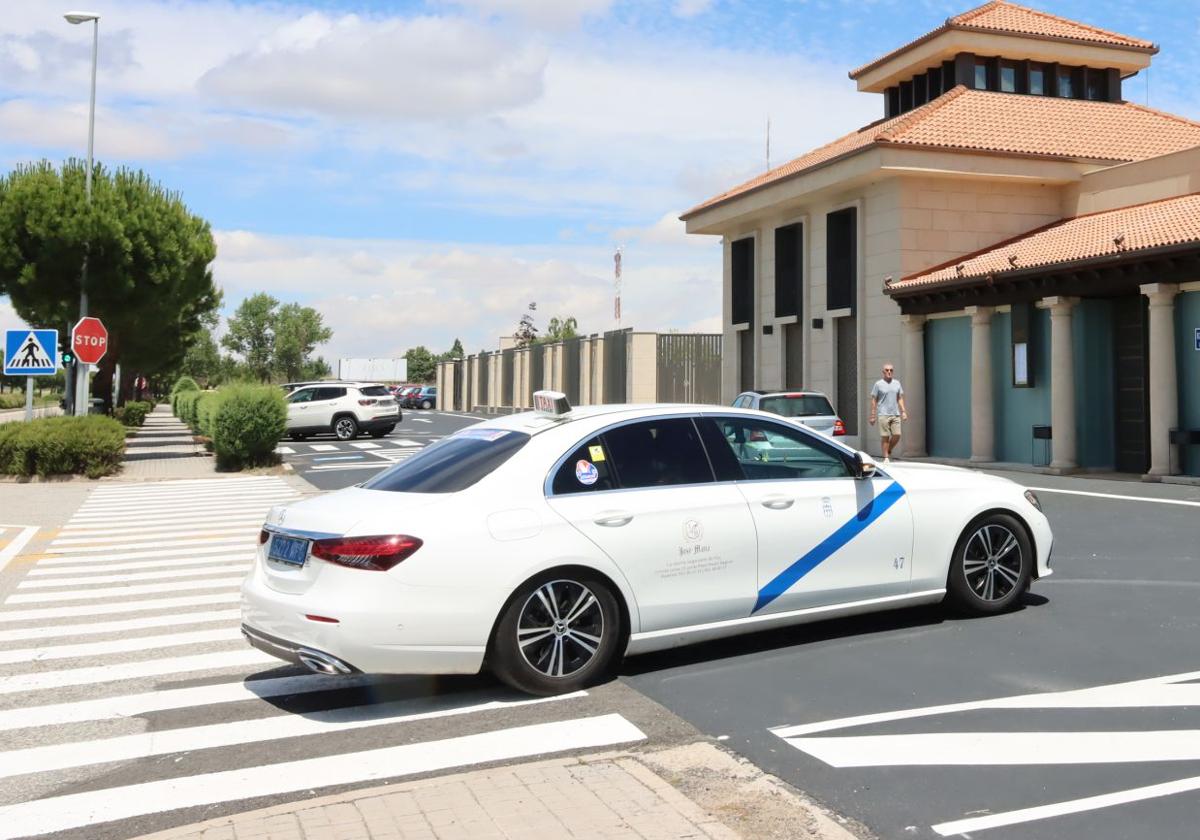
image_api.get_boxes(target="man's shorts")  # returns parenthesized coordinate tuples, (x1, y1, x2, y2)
(878, 415, 902, 437)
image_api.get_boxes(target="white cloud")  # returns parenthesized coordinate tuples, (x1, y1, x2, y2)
(211, 230, 721, 359)
(437, 0, 614, 28)
(672, 0, 715, 19)
(199, 13, 548, 121)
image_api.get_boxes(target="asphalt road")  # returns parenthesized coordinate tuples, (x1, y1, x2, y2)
(278, 409, 486, 490)
(625, 472, 1200, 840)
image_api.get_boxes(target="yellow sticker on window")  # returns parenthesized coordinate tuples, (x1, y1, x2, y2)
(588, 445, 606, 462)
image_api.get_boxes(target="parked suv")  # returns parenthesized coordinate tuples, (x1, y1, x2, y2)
(286, 382, 401, 441)
(405, 385, 437, 410)
(732, 390, 846, 437)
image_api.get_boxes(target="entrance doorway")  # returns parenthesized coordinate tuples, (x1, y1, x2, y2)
(1112, 296, 1149, 473)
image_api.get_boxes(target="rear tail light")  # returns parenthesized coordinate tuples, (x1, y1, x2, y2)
(358, 399, 376, 406)
(311, 535, 423, 571)
(748, 429, 768, 442)
(833, 419, 847, 436)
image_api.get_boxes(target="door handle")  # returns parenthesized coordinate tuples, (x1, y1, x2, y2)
(761, 496, 794, 510)
(594, 512, 634, 527)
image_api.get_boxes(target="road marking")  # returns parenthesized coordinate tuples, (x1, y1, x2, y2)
(0, 592, 239, 623)
(0, 609, 240, 643)
(78, 485, 292, 504)
(47, 535, 254, 555)
(0, 649, 276, 695)
(67, 505, 289, 525)
(790, 729, 1200, 768)
(309, 462, 392, 472)
(18, 562, 249, 588)
(58, 517, 266, 537)
(394, 438, 423, 446)
(73, 495, 297, 516)
(275, 446, 295, 454)
(0, 525, 38, 573)
(309, 444, 338, 452)
(61, 511, 275, 530)
(932, 774, 1200, 836)
(0, 714, 646, 839)
(349, 441, 380, 449)
(312, 455, 363, 462)
(50, 525, 259, 546)
(772, 669, 1200, 737)
(37, 543, 253, 566)
(411, 418, 433, 423)
(29, 554, 252, 576)
(5, 576, 244, 604)
(0, 689, 586, 780)
(0, 672, 378, 732)
(0, 627, 244, 665)
(1028, 486, 1200, 508)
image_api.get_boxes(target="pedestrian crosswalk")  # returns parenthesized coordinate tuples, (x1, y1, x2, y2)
(0, 476, 646, 838)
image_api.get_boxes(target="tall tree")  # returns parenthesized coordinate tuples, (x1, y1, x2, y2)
(179, 327, 221, 387)
(514, 301, 538, 347)
(0, 160, 220, 406)
(221, 293, 278, 382)
(440, 338, 464, 361)
(273, 303, 333, 382)
(544, 316, 579, 342)
(404, 345, 437, 383)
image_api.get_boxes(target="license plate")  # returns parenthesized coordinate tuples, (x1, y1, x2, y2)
(268, 535, 309, 567)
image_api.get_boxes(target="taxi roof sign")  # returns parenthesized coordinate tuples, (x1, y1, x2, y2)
(533, 390, 571, 417)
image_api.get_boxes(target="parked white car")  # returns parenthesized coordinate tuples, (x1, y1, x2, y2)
(244, 392, 1052, 695)
(733, 390, 847, 437)
(285, 382, 400, 441)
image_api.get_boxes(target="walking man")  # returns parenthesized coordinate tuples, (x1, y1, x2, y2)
(868, 363, 907, 463)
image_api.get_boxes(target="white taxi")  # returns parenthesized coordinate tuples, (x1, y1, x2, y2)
(242, 392, 1052, 695)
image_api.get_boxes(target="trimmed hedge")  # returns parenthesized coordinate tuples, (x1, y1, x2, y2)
(116, 400, 152, 427)
(211, 384, 286, 470)
(0, 416, 125, 478)
(174, 390, 201, 428)
(170, 376, 200, 415)
(194, 391, 220, 437)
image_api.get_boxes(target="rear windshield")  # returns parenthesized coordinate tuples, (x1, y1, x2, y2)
(358, 386, 391, 397)
(361, 428, 530, 493)
(759, 395, 835, 418)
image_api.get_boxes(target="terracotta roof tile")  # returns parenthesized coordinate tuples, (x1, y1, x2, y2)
(889, 193, 1200, 292)
(850, 1, 1155, 79)
(683, 89, 1200, 218)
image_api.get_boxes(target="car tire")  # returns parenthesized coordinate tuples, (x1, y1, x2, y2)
(369, 425, 394, 439)
(946, 512, 1032, 615)
(333, 416, 359, 441)
(420, 399, 433, 410)
(491, 571, 622, 696)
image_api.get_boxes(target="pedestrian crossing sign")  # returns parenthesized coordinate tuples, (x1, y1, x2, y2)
(3, 329, 59, 376)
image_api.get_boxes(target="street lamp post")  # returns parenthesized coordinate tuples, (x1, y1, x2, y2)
(65, 11, 100, 416)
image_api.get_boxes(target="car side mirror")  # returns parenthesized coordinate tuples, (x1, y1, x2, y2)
(853, 451, 878, 480)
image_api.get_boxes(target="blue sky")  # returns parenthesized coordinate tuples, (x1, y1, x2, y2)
(1, 0, 1197, 360)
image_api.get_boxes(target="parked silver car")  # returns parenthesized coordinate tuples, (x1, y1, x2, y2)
(731, 390, 846, 437)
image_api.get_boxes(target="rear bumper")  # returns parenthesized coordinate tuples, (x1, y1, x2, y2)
(360, 415, 399, 432)
(242, 623, 360, 674)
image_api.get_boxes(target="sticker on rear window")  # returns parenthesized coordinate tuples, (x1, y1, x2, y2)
(588, 445, 606, 462)
(457, 428, 511, 442)
(575, 459, 599, 485)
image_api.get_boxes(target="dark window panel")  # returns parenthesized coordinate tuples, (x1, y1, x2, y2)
(731, 237, 754, 326)
(954, 53, 976, 87)
(886, 86, 900, 117)
(999, 60, 1018, 93)
(1085, 68, 1106, 101)
(1106, 68, 1122, 102)
(1056, 65, 1075, 98)
(899, 80, 913, 112)
(774, 223, 803, 319)
(927, 66, 942, 99)
(942, 60, 957, 92)
(826, 208, 857, 313)
(1029, 62, 1047, 96)
(973, 60, 988, 90)
(912, 72, 928, 107)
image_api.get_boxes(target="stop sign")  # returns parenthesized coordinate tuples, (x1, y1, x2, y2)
(72, 317, 109, 365)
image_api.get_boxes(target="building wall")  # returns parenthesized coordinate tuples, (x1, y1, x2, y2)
(925, 316, 972, 458)
(1177, 290, 1200, 476)
(1072, 299, 1116, 470)
(989, 308, 1053, 464)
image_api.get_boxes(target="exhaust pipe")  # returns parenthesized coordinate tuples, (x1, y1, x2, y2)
(297, 648, 354, 676)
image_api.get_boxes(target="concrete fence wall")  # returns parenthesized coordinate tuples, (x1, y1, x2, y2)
(437, 332, 722, 412)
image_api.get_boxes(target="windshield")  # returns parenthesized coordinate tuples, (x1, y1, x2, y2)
(358, 386, 390, 397)
(361, 428, 531, 493)
(759, 395, 835, 418)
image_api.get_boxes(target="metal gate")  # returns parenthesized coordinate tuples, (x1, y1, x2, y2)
(477, 352, 490, 409)
(836, 316, 858, 434)
(562, 338, 581, 404)
(501, 349, 515, 407)
(603, 329, 630, 403)
(529, 344, 545, 403)
(656, 334, 721, 404)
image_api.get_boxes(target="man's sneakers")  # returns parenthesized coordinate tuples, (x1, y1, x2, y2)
(883, 457, 891, 464)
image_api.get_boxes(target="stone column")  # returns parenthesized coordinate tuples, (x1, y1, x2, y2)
(900, 314, 927, 457)
(1038, 296, 1079, 471)
(1142, 283, 1179, 478)
(967, 306, 994, 463)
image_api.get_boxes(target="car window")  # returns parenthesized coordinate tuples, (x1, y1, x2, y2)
(315, 387, 346, 401)
(603, 418, 714, 490)
(362, 428, 531, 493)
(758, 394, 836, 418)
(551, 436, 620, 495)
(287, 389, 315, 404)
(706, 416, 851, 480)
(358, 386, 390, 397)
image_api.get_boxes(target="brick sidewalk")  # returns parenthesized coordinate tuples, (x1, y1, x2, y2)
(115, 404, 218, 480)
(131, 744, 860, 840)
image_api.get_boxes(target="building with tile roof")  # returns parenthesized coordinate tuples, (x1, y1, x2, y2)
(683, 1, 1200, 479)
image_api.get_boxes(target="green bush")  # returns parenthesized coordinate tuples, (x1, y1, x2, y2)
(174, 390, 201, 427)
(171, 376, 199, 395)
(117, 400, 152, 427)
(211, 383, 285, 470)
(194, 391, 221, 436)
(0, 416, 125, 478)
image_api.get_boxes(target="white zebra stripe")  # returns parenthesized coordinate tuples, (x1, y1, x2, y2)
(5, 576, 244, 604)
(18, 564, 250, 588)
(59, 516, 265, 536)
(35, 544, 253, 567)
(51, 526, 260, 546)
(0, 649, 275, 695)
(28, 555, 252, 576)
(0, 627, 243, 665)
(47, 535, 255, 555)
(0, 592, 239, 623)
(0, 609, 240, 643)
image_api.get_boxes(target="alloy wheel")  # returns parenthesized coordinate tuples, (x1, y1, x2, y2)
(516, 579, 604, 678)
(962, 523, 1023, 602)
(335, 418, 356, 440)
